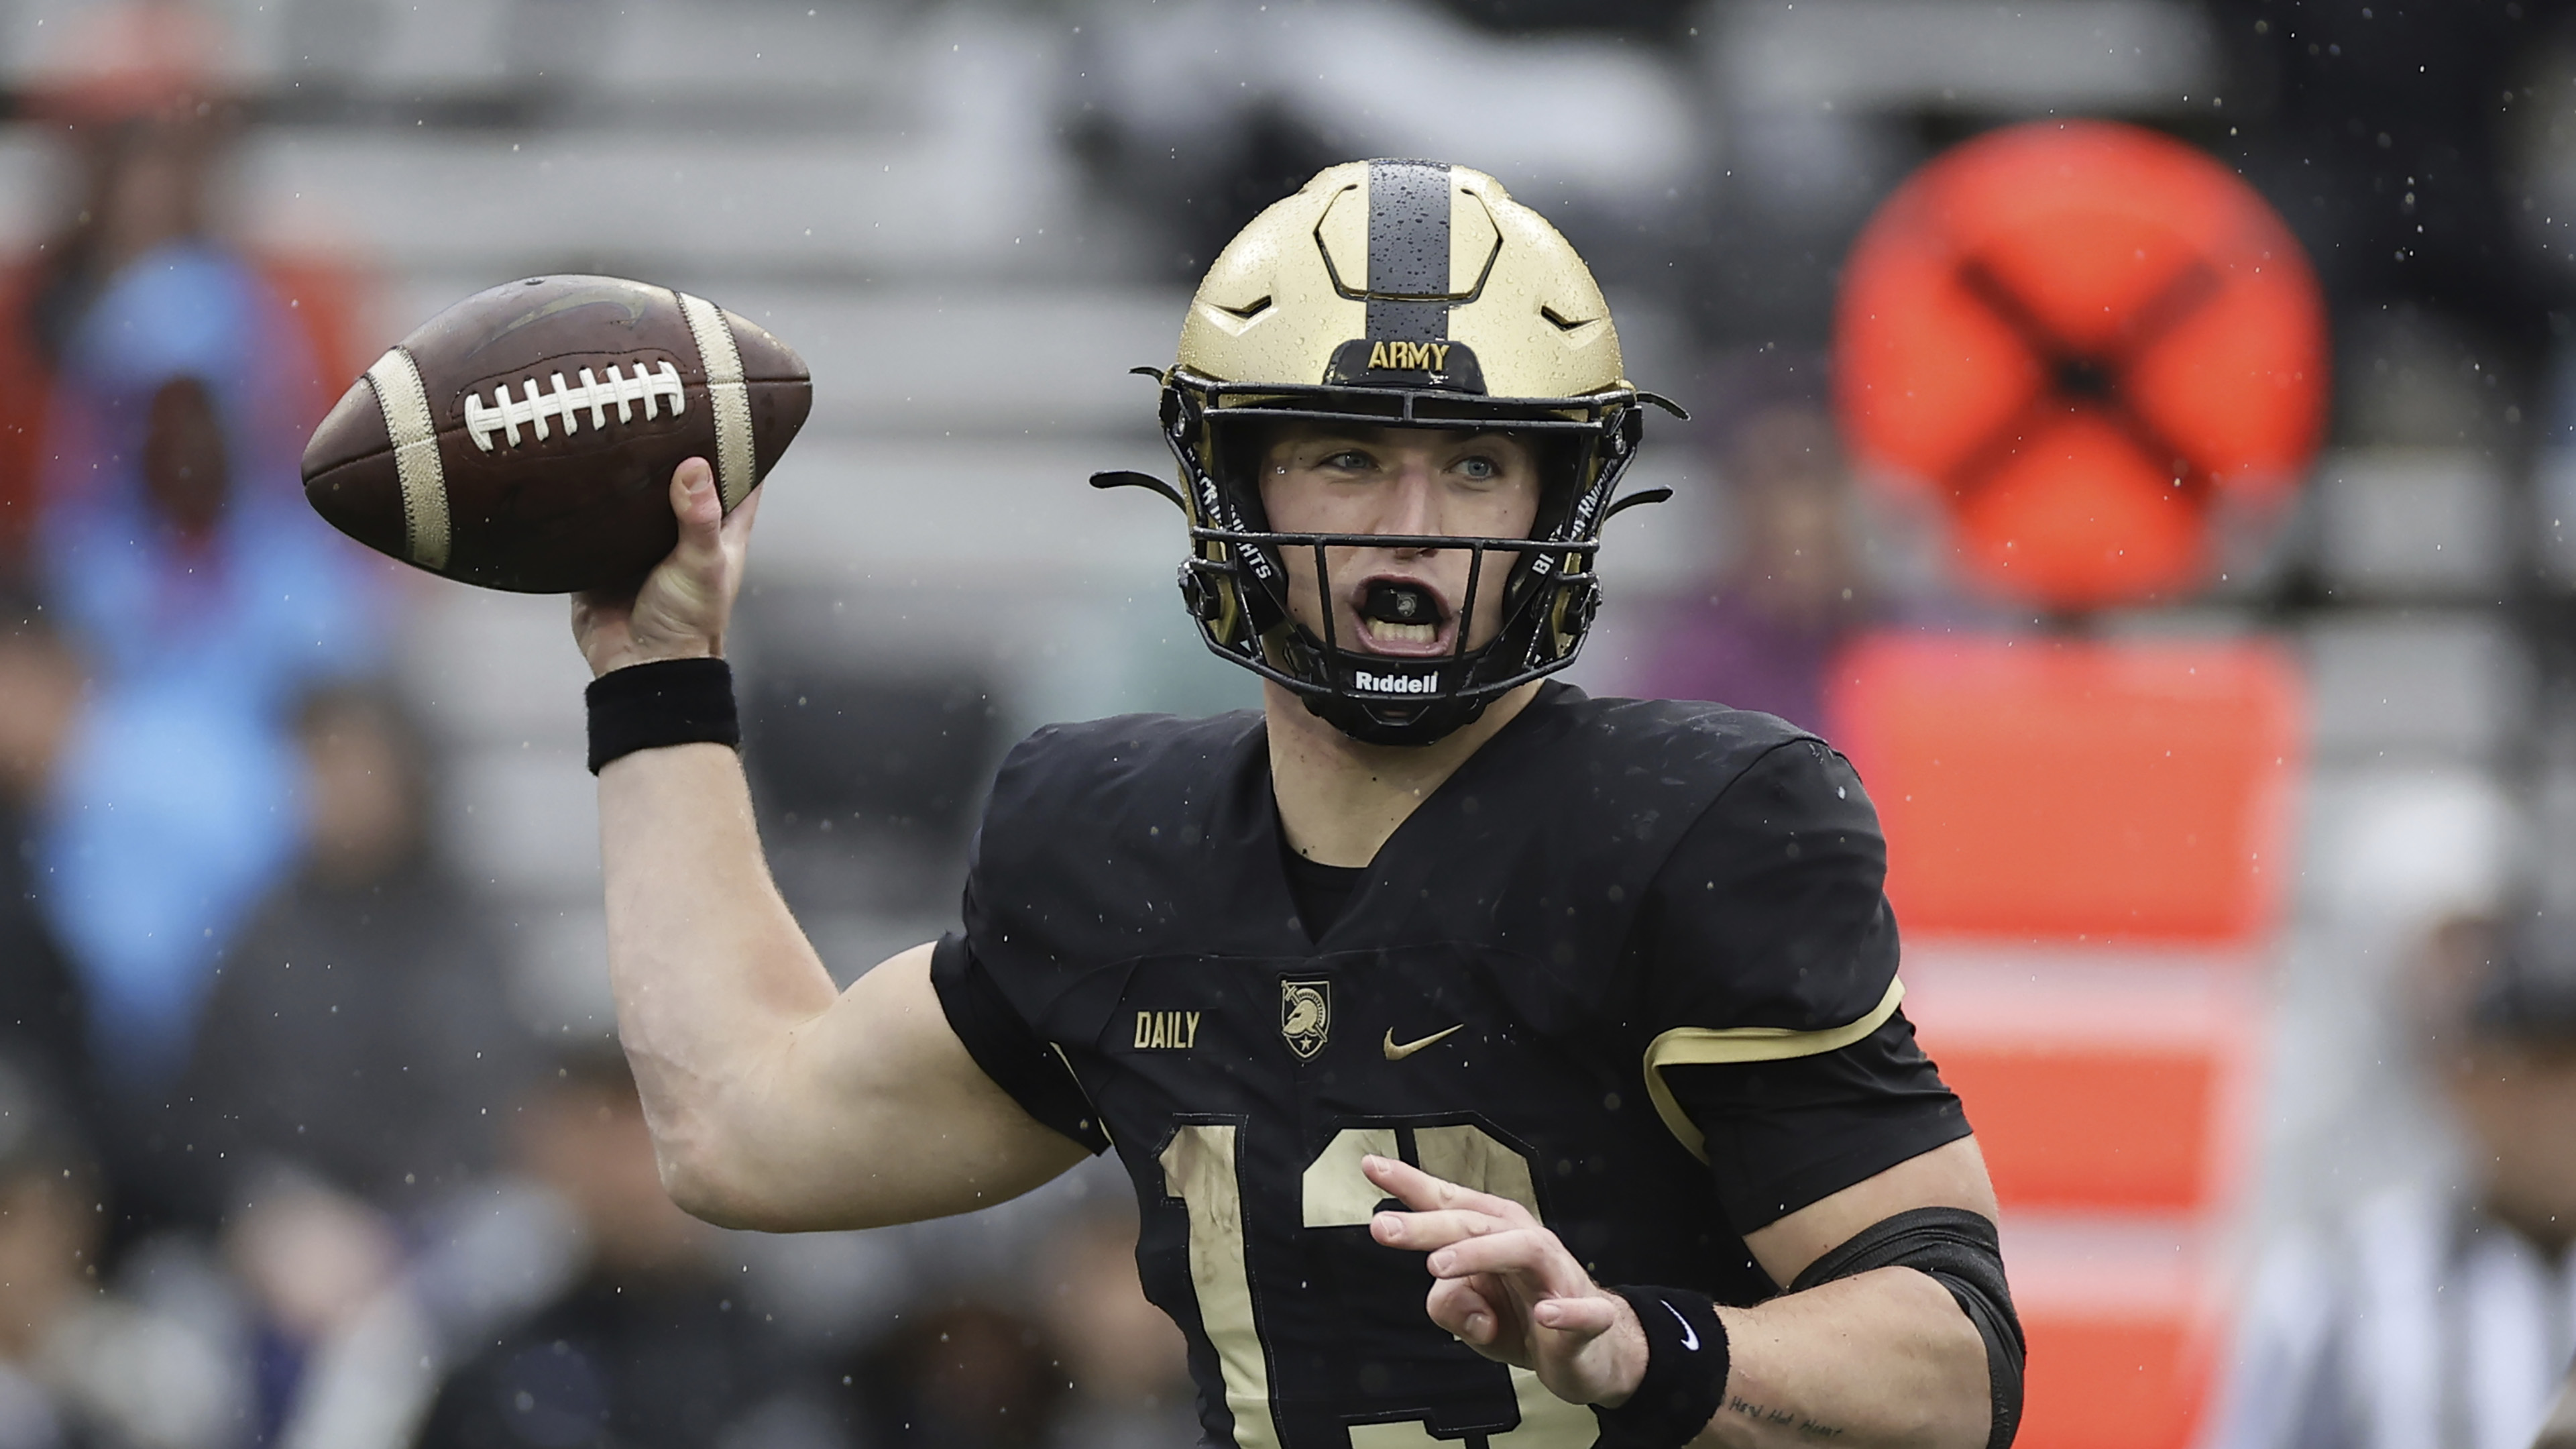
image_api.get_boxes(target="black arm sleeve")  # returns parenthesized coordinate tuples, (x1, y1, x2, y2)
(927, 932, 1111, 1155)
(1638, 737, 1970, 1231)
(1789, 1207, 2023, 1449)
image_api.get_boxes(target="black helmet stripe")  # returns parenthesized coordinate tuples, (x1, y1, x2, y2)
(1365, 159, 1451, 343)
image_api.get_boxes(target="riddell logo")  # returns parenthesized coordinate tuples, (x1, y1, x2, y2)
(1355, 670, 1435, 694)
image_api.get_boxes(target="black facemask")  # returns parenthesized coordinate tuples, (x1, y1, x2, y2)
(1095, 370, 1679, 747)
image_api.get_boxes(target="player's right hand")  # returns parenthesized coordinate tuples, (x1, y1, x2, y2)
(571, 458, 759, 678)
(1365, 1155, 1651, 1411)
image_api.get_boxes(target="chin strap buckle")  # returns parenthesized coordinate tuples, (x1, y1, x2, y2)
(1176, 564, 1225, 621)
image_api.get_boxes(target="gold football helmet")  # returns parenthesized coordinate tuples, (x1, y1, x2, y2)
(1096, 159, 1679, 745)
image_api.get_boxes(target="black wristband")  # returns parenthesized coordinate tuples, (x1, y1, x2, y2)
(1592, 1287, 1729, 1449)
(586, 657, 740, 773)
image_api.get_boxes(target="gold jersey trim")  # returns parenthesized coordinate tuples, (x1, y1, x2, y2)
(1642, 975, 1907, 1164)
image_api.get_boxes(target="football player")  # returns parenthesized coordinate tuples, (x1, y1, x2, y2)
(573, 161, 2021, 1448)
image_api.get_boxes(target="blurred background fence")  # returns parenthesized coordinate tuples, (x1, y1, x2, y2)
(0, 1, 2570, 1446)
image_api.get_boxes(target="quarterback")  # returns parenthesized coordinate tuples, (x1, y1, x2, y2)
(574, 161, 2021, 1448)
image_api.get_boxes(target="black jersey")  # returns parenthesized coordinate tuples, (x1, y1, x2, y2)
(932, 683, 1967, 1449)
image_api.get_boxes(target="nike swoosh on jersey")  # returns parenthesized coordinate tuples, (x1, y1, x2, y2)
(1382, 1024, 1464, 1061)
(1665, 1301, 1699, 1350)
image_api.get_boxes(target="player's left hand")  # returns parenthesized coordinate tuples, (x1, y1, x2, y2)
(1364, 1154, 1649, 1409)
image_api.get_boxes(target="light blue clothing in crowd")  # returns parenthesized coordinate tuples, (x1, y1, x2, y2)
(56, 241, 319, 497)
(33, 241, 385, 1088)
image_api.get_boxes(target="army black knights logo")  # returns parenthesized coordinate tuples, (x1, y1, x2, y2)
(1280, 979, 1332, 1060)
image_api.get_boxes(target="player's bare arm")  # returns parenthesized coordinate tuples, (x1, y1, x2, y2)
(577, 460, 1087, 1230)
(1371, 1138, 2001, 1447)
(300, 280, 1052, 1226)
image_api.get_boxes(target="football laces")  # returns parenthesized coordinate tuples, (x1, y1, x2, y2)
(463, 360, 685, 451)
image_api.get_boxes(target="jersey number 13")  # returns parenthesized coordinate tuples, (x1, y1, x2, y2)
(1160, 1118, 1604, 1448)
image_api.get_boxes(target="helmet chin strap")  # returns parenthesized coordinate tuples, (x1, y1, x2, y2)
(1276, 623, 1519, 748)
(1300, 687, 1496, 748)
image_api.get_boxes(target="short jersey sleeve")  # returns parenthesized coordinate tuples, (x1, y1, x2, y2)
(1661, 1016, 1968, 1232)
(1634, 735, 1968, 1230)
(927, 931, 1111, 1155)
(1638, 737, 1899, 1031)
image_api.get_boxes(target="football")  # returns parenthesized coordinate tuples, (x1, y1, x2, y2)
(301, 274, 811, 593)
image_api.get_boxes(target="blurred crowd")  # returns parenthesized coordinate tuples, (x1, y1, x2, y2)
(0, 0, 2573, 1447)
(0, 10, 1207, 1449)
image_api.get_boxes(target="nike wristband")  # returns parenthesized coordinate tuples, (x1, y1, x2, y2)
(586, 657, 740, 774)
(1592, 1286, 1729, 1449)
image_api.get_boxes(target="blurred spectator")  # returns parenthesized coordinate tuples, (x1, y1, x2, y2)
(842, 1299, 1064, 1449)
(2213, 914, 2576, 1449)
(827, 1197, 1190, 1449)
(1639, 403, 1876, 731)
(412, 1049, 809, 1449)
(1031, 1210, 1192, 1449)
(162, 686, 535, 1230)
(0, 601, 90, 1108)
(0, 1, 369, 574)
(0, 0, 389, 1106)
(85, 683, 536, 1413)
(0, 1, 224, 570)
(32, 250, 384, 1096)
(221, 1171, 414, 1449)
(0, 1052, 240, 1449)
